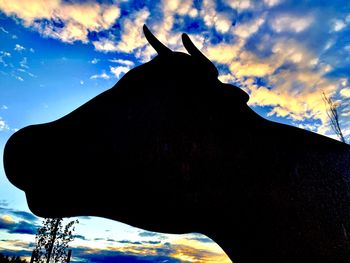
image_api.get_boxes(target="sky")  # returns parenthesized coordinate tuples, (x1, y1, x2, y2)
(0, 0, 350, 262)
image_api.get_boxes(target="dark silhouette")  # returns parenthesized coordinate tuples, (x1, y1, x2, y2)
(33, 218, 77, 263)
(3, 25, 350, 262)
(322, 91, 346, 143)
(0, 253, 27, 263)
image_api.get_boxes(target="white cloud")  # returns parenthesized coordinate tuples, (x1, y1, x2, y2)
(15, 75, 24, 81)
(93, 8, 150, 56)
(14, 44, 25, 51)
(215, 13, 233, 33)
(0, 51, 11, 67)
(163, 0, 193, 16)
(205, 44, 241, 64)
(0, 118, 8, 131)
(331, 19, 346, 32)
(340, 87, 350, 98)
(1, 105, 8, 110)
(29, 48, 35, 53)
(346, 14, 350, 23)
(200, 0, 235, 33)
(225, 0, 252, 11)
(232, 15, 265, 39)
(92, 38, 119, 52)
(0, 51, 11, 57)
(90, 58, 99, 64)
(32, 19, 89, 43)
(263, 0, 282, 7)
(297, 123, 318, 132)
(20, 57, 28, 68)
(80, 80, 84, 85)
(270, 14, 314, 33)
(0, 26, 8, 33)
(109, 59, 134, 67)
(114, 8, 150, 53)
(90, 72, 110, 79)
(110, 66, 130, 78)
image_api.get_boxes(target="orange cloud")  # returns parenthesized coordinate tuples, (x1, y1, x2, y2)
(0, 0, 120, 43)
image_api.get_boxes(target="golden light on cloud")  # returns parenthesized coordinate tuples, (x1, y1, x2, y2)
(340, 87, 350, 98)
(2, 214, 15, 224)
(0, 0, 121, 43)
(169, 237, 232, 262)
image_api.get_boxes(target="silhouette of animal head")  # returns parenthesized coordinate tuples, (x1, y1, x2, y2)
(4, 26, 350, 262)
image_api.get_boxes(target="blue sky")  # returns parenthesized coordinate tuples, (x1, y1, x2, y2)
(0, 0, 350, 262)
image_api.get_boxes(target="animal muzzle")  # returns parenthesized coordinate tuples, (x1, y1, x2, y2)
(3, 125, 49, 192)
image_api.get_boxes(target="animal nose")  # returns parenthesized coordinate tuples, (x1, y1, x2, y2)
(3, 126, 41, 191)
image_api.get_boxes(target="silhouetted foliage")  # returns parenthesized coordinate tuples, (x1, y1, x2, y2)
(322, 91, 346, 143)
(0, 253, 27, 263)
(32, 218, 78, 263)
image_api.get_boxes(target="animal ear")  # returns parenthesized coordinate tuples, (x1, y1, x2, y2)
(143, 25, 172, 55)
(182, 33, 218, 77)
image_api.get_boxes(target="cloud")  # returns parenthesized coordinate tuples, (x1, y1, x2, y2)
(0, 26, 9, 33)
(0, 215, 37, 235)
(72, 246, 182, 263)
(340, 87, 350, 98)
(109, 59, 134, 67)
(110, 66, 130, 78)
(0, 201, 8, 207)
(78, 216, 91, 220)
(224, 0, 252, 11)
(0, 239, 33, 259)
(269, 14, 314, 33)
(331, 19, 347, 32)
(90, 72, 110, 79)
(92, 38, 119, 52)
(1, 105, 8, 110)
(93, 8, 150, 53)
(0, 207, 38, 223)
(0, 117, 9, 131)
(90, 58, 100, 64)
(19, 57, 28, 69)
(186, 235, 214, 243)
(14, 75, 24, 81)
(117, 240, 142, 245)
(73, 234, 87, 240)
(205, 44, 241, 64)
(205, 26, 342, 137)
(232, 15, 265, 39)
(164, 0, 194, 16)
(138, 231, 163, 238)
(114, 9, 150, 53)
(263, 0, 282, 7)
(14, 44, 25, 51)
(8, 221, 37, 235)
(0, 51, 11, 67)
(70, 236, 230, 263)
(0, 0, 121, 43)
(11, 211, 37, 222)
(200, 0, 235, 33)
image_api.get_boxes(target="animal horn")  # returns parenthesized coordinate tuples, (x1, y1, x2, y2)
(143, 25, 172, 55)
(182, 33, 218, 77)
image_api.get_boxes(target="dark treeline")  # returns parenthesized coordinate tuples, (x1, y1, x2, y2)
(0, 253, 27, 263)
